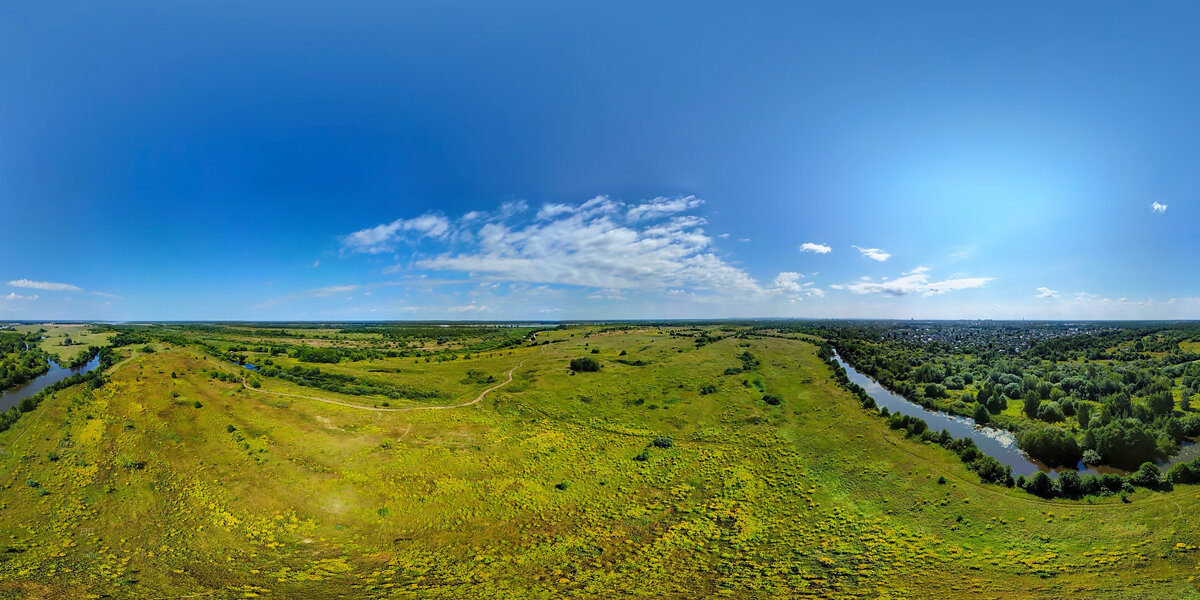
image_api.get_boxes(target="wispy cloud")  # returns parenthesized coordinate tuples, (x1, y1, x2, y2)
(8, 279, 82, 292)
(626, 195, 703, 222)
(852, 245, 891, 262)
(771, 272, 824, 299)
(406, 196, 764, 295)
(799, 242, 832, 254)
(838, 268, 992, 296)
(2, 292, 38, 301)
(341, 214, 452, 254)
(1036, 286, 1059, 299)
(1151, 202, 1168, 214)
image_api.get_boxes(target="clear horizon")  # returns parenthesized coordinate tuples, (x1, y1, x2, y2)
(3, 2, 1197, 321)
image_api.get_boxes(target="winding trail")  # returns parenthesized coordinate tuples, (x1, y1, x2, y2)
(238, 351, 534, 412)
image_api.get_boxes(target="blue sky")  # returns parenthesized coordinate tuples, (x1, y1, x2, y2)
(2, 1, 1198, 321)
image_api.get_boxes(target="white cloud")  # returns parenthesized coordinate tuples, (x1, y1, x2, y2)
(415, 197, 763, 295)
(91, 291, 123, 299)
(446, 302, 490, 313)
(1036, 286, 1059, 299)
(341, 213, 451, 254)
(718, 233, 730, 239)
(799, 242, 832, 254)
(852, 246, 891, 262)
(838, 268, 993, 296)
(904, 266, 931, 275)
(771, 272, 824, 299)
(587, 289, 628, 301)
(2, 292, 38, 301)
(626, 195, 703, 222)
(7, 279, 82, 292)
(312, 259, 321, 268)
(536, 203, 575, 220)
(771, 272, 805, 293)
(1151, 202, 1168, 214)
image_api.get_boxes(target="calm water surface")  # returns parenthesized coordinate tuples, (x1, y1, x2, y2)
(0, 353, 102, 412)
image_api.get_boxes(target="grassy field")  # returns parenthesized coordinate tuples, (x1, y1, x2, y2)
(12, 324, 114, 363)
(1, 326, 1200, 598)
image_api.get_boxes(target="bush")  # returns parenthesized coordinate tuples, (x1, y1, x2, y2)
(1057, 470, 1083, 497)
(1037, 402, 1065, 423)
(699, 384, 718, 395)
(555, 481, 571, 491)
(652, 436, 674, 448)
(226, 424, 237, 433)
(762, 395, 782, 406)
(1129, 462, 1161, 488)
(1024, 471, 1055, 497)
(1082, 449, 1102, 465)
(117, 455, 146, 470)
(633, 451, 649, 461)
(192, 400, 203, 409)
(569, 357, 601, 372)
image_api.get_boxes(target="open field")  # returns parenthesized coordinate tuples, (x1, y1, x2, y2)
(2, 325, 1200, 598)
(12, 324, 114, 363)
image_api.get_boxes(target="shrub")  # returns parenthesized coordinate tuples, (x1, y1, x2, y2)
(555, 481, 571, 491)
(1057, 469, 1083, 497)
(226, 424, 237, 433)
(1037, 402, 1065, 423)
(652, 436, 674, 448)
(46, 451, 59, 462)
(569, 357, 601, 372)
(633, 451, 649, 461)
(1024, 471, 1055, 497)
(1082, 449, 1102, 465)
(762, 395, 782, 406)
(1129, 462, 1161, 488)
(699, 384, 718, 395)
(117, 455, 146, 470)
(192, 400, 203, 409)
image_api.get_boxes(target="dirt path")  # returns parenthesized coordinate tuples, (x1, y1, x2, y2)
(238, 351, 534, 412)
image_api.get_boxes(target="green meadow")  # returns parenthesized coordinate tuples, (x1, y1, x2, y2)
(2, 324, 1200, 598)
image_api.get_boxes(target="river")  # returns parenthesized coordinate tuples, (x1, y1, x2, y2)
(0, 353, 102, 412)
(831, 352, 1195, 477)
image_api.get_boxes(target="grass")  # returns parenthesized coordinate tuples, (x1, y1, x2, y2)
(0, 326, 1198, 598)
(13, 324, 115, 362)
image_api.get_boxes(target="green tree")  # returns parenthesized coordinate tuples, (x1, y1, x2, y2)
(569, 357, 601, 372)
(1024, 471, 1055, 497)
(972, 403, 991, 425)
(1023, 395, 1041, 419)
(1129, 462, 1161, 488)
(1057, 469, 1083, 497)
(1076, 402, 1092, 429)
